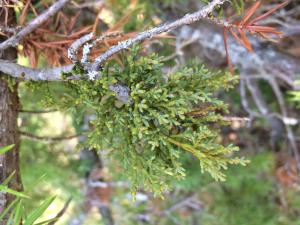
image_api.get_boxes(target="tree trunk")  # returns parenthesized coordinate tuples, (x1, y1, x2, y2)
(0, 1, 22, 223)
(0, 76, 21, 212)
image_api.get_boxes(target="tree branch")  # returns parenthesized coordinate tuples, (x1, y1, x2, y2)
(48, 197, 72, 225)
(0, 60, 74, 80)
(0, 0, 225, 80)
(0, 0, 70, 51)
(19, 109, 58, 114)
(19, 131, 83, 142)
(176, 24, 300, 89)
(71, 0, 104, 9)
(0, 0, 226, 104)
(90, 0, 225, 71)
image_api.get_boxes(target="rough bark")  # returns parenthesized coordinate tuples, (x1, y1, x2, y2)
(0, 2, 22, 223)
(0, 76, 21, 214)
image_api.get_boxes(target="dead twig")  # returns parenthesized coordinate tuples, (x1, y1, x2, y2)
(0, 0, 70, 51)
(48, 197, 72, 225)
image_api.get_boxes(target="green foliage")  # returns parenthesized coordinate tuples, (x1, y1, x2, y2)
(231, 0, 246, 14)
(24, 196, 56, 225)
(27, 48, 247, 194)
(20, 138, 81, 202)
(289, 80, 300, 107)
(200, 152, 300, 225)
(0, 196, 57, 225)
(119, 152, 300, 225)
(204, 0, 251, 15)
(0, 145, 29, 199)
(0, 145, 58, 225)
(19, 82, 82, 213)
(0, 185, 29, 199)
(113, 151, 300, 225)
(0, 144, 15, 155)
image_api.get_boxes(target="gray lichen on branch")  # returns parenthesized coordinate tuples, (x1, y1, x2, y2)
(90, 0, 225, 72)
(0, 0, 225, 81)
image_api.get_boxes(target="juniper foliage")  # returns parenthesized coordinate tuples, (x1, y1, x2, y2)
(23, 53, 247, 194)
(38, 48, 245, 194)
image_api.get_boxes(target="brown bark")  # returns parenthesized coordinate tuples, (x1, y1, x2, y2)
(0, 1, 22, 223)
(0, 76, 22, 210)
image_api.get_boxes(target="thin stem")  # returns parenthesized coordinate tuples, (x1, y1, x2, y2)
(19, 109, 58, 114)
(19, 131, 83, 142)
